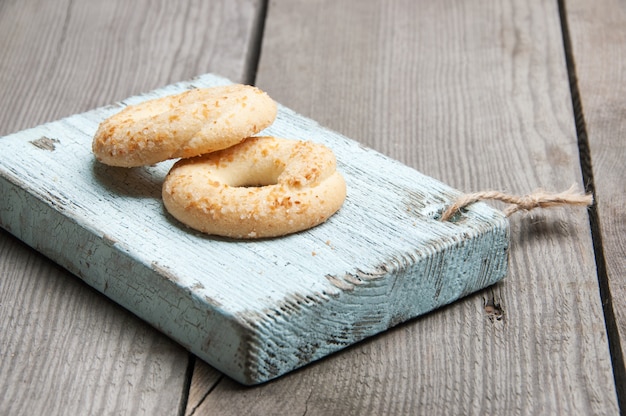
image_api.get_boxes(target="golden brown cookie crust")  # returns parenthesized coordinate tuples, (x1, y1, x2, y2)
(162, 136, 347, 239)
(92, 85, 277, 167)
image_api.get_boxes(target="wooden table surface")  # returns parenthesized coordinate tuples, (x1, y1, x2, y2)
(1, 0, 624, 414)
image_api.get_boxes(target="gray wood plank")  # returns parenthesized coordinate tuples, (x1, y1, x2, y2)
(0, 231, 189, 415)
(185, 360, 222, 416)
(0, 0, 261, 136)
(0, 0, 261, 414)
(195, 0, 619, 414)
(565, 0, 626, 402)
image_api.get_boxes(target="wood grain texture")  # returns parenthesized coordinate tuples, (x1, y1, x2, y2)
(0, 0, 262, 136)
(565, 0, 626, 399)
(0, 230, 189, 415)
(185, 360, 223, 416)
(189, 0, 618, 413)
(0, 0, 262, 413)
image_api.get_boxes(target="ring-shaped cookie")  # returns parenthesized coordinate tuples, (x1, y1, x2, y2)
(162, 136, 347, 239)
(93, 85, 277, 167)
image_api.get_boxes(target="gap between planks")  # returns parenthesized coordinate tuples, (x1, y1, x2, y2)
(244, 0, 270, 86)
(557, 0, 626, 410)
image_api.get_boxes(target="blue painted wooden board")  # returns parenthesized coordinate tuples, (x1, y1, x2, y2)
(0, 74, 509, 385)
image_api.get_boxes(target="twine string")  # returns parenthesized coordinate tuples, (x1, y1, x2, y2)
(440, 185, 593, 222)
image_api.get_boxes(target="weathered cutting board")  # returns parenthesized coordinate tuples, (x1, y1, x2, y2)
(0, 74, 509, 385)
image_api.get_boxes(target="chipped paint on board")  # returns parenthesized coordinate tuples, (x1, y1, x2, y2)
(0, 73, 509, 385)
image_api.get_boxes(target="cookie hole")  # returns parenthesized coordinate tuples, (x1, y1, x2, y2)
(238, 180, 278, 188)
(230, 167, 283, 188)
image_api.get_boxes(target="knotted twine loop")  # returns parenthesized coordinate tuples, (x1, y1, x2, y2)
(440, 184, 593, 222)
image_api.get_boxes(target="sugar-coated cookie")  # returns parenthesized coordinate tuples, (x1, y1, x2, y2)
(162, 136, 346, 238)
(93, 85, 277, 167)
